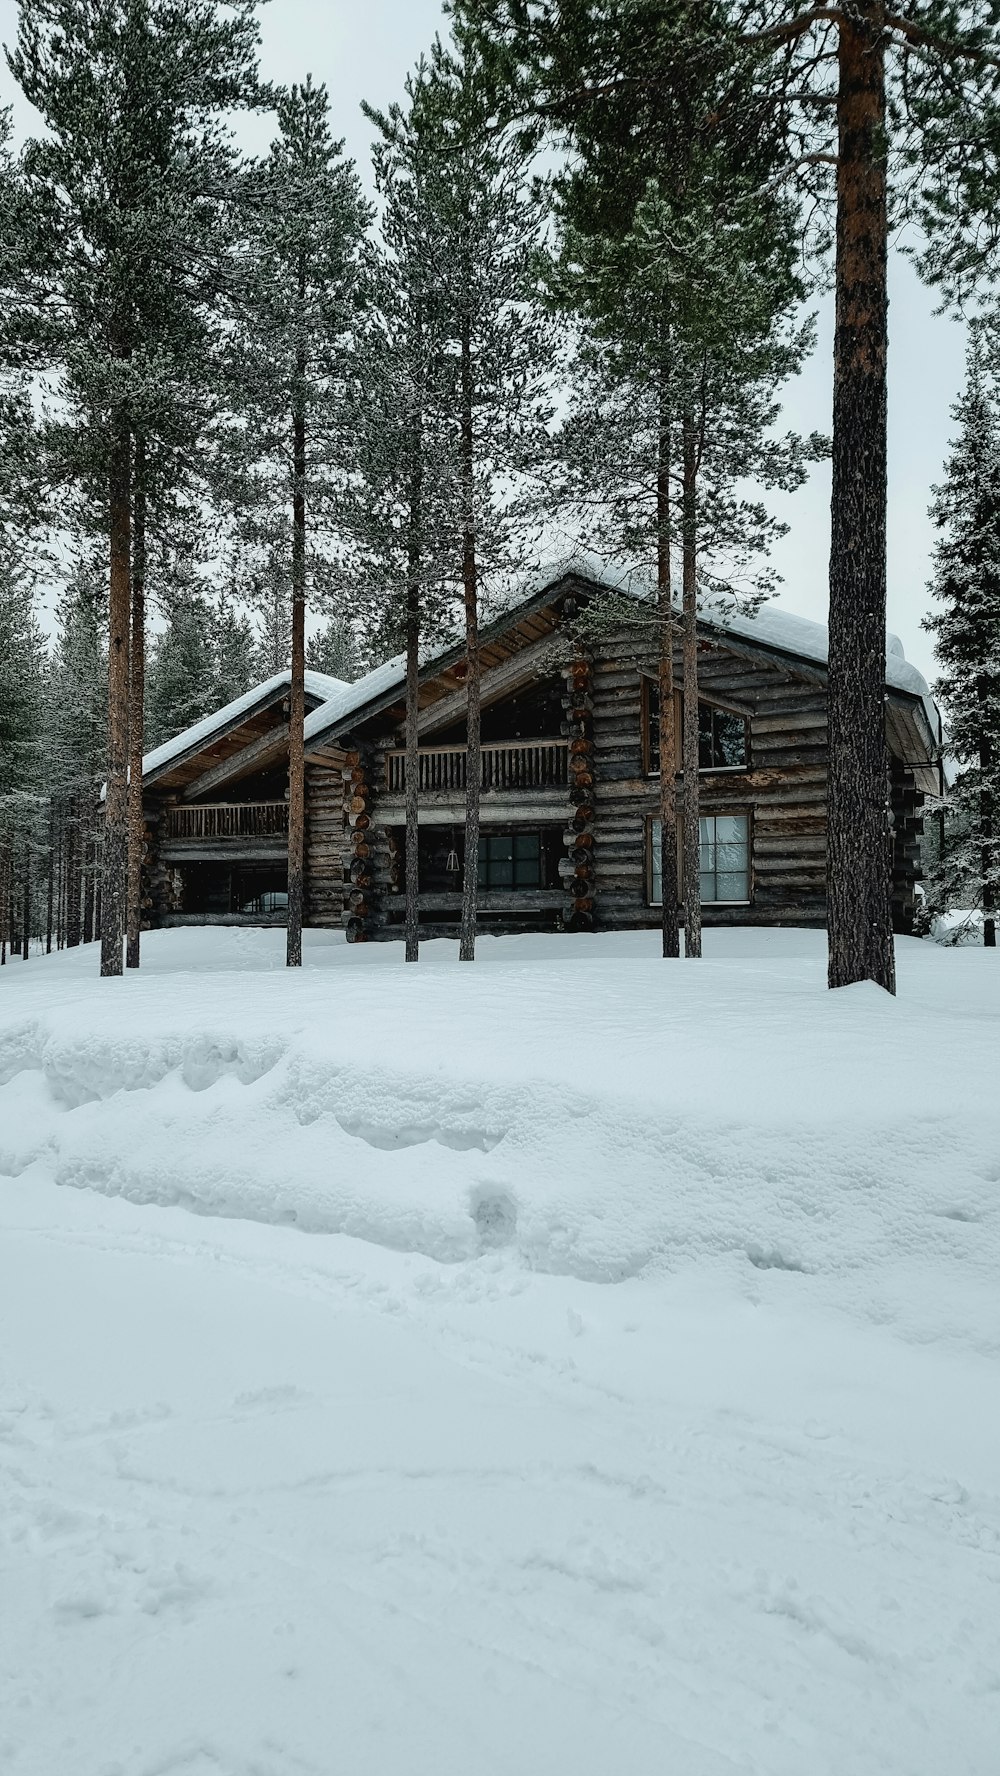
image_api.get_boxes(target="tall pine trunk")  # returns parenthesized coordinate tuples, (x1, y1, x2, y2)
(286, 354, 307, 970)
(0, 837, 8, 963)
(981, 716, 995, 947)
(22, 839, 31, 960)
(657, 359, 679, 957)
(681, 412, 702, 959)
(827, 6, 895, 992)
(101, 416, 131, 977)
(458, 312, 480, 964)
(45, 804, 55, 955)
(404, 386, 425, 965)
(66, 794, 82, 948)
(126, 436, 146, 969)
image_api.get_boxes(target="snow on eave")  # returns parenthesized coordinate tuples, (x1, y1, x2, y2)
(301, 550, 944, 765)
(141, 670, 350, 785)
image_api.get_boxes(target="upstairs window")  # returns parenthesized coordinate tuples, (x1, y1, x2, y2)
(646, 683, 749, 773)
(477, 832, 541, 891)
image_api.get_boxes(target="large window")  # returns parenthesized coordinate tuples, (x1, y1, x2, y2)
(646, 683, 749, 773)
(650, 814, 750, 905)
(477, 832, 541, 891)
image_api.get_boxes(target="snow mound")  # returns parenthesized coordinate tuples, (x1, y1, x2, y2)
(1, 928, 998, 1346)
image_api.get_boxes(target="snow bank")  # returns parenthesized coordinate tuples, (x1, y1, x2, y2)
(2, 927, 1000, 1776)
(1, 928, 997, 1344)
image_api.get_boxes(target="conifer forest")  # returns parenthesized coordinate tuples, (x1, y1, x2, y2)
(2, 1, 1000, 978)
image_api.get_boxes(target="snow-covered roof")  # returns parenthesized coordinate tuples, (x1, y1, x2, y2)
(142, 669, 349, 781)
(302, 552, 941, 750)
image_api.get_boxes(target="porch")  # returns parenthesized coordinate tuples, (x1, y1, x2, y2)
(384, 739, 570, 797)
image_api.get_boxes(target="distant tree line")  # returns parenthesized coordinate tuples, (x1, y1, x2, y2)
(3, 1, 1000, 978)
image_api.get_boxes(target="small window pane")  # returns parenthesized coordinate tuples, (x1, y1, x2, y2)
(698, 814, 750, 902)
(479, 832, 540, 891)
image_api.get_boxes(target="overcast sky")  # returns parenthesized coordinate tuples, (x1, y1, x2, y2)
(0, 0, 969, 685)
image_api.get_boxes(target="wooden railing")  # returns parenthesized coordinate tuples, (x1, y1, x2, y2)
(386, 739, 569, 796)
(167, 801, 289, 841)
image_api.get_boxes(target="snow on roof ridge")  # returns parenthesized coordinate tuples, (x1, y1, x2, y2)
(142, 668, 350, 780)
(303, 552, 940, 748)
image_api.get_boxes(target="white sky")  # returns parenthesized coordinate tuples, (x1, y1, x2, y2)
(0, 0, 968, 686)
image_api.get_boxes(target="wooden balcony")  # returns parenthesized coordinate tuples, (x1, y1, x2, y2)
(166, 801, 289, 842)
(385, 739, 569, 796)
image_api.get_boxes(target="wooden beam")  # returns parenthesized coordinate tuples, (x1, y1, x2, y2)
(415, 630, 569, 739)
(144, 686, 289, 788)
(182, 722, 290, 802)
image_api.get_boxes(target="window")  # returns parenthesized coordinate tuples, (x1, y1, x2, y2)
(478, 832, 541, 891)
(650, 814, 750, 905)
(231, 868, 288, 915)
(699, 705, 749, 771)
(646, 683, 749, 773)
(699, 814, 750, 902)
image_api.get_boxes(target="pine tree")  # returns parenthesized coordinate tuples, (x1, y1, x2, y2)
(224, 75, 369, 967)
(350, 68, 465, 962)
(146, 591, 218, 746)
(461, 0, 1000, 991)
(46, 558, 109, 948)
(0, 546, 47, 961)
(307, 614, 364, 682)
(371, 30, 554, 963)
(553, 140, 819, 957)
(213, 585, 258, 706)
(7, 0, 264, 976)
(925, 331, 1000, 946)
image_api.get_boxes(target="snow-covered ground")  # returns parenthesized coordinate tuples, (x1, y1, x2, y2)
(1, 926, 999, 1776)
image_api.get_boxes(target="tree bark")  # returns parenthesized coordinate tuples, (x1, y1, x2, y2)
(83, 824, 95, 944)
(657, 357, 680, 958)
(22, 839, 30, 960)
(404, 582, 421, 964)
(286, 378, 307, 970)
(0, 838, 8, 964)
(980, 723, 995, 947)
(101, 417, 131, 977)
(827, 5, 895, 993)
(45, 804, 55, 955)
(126, 436, 146, 969)
(681, 411, 702, 959)
(458, 312, 480, 964)
(66, 794, 82, 949)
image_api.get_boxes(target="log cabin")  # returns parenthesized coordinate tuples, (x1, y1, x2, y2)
(139, 561, 945, 940)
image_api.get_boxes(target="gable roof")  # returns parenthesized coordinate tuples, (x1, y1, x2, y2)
(142, 669, 349, 787)
(302, 553, 942, 756)
(137, 556, 943, 792)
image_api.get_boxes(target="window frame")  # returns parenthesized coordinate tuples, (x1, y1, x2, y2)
(641, 675, 751, 778)
(477, 830, 543, 893)
(647, 809, 753, 907)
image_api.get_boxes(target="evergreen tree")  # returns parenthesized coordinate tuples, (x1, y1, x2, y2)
(925, 331, 1000, 946)
(146, 592, 218, 746)
(213, 585, 258, 706)
(7, 0, 264, 976)
(368, 30, 554, 963)
(554, 158, 820, 956)
(350, 68, 464, 961)
(224, 75, 369, 967)
(0, 547, 47, 961)
(461, 0, 1000, 992)
(308, 614, 364, 682)
(46, 558, 108, 948)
